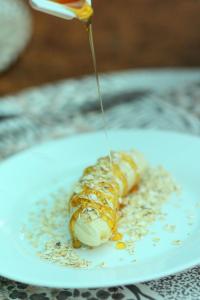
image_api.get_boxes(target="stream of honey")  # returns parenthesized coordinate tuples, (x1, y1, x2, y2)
(53, 0, 112, 163)
(87, 22, 113, 164)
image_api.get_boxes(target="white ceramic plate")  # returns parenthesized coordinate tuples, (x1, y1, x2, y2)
(0, 130, 200, 289)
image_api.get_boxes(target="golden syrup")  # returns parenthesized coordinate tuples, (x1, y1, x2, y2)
(52, 1, 112, 169)
(112, 232, 123, 241)
(73, 239, 81, 248)
(116, 241, 126, 250)
(130, 184, 139, 194)
(70, 195, 115, 247)
(120, 153, 138, 173)
(87, 22, 113, 166)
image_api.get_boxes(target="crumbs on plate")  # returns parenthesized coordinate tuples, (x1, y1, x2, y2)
(22, 165, 180, 268)
(119, 166, 180, 244)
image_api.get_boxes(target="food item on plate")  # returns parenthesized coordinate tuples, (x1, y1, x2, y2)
(69, 150, 147, 248)
(23, 160, 180, 268)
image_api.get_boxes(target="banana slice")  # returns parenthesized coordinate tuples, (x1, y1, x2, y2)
(69, 150, 147, 248)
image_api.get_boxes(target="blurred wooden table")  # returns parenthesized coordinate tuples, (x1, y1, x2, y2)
(1, 0, 200, 96)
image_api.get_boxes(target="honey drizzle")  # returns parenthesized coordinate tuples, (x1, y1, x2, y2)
(87, 22, 113, 166)
(70, 196, 116, 247)
(116, 241, 126, 250)
(69, 157, 122, 246)
(52, 1, 110, 161)
(69, 153, 140, 247)
(112, 232, 123, 241)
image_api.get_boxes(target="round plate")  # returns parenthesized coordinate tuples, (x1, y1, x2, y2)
(0, 0, 32, 72)
(0, 130, 200, 288)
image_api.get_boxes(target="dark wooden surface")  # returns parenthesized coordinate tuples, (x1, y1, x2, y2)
(1, 0, 200, 96)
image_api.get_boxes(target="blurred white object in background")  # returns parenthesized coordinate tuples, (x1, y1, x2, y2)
(30, 0, 92, 20)
(0, 0, 32, 73)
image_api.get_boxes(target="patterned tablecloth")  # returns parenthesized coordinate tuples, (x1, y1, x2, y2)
(0, 69, 200, 300)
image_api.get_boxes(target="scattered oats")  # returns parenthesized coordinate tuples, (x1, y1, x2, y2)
(126, 240, 135, 255)
(164, 224, 176, 233)
(22, 189, 91, 268)
(171, 240, 182, 246)
(37, 240, 89, 268)
(119, 166, 180, 253)
(22, 165, 180, 267)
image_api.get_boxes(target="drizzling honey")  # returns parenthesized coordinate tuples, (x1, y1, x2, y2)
(116, 241, 126, 250)
(52, 1, 111, 164)
(87, 22, 113, 165)
(112, 232, 123, 241)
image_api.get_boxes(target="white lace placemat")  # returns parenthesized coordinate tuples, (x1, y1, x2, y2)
(0, 70, 200, 300)
(0, 0, 32, 72)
